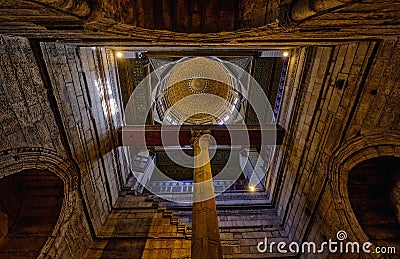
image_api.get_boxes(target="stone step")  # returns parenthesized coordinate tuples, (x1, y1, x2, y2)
(86, 194, 192, 258)
(161, 210, 173, 218)
(93, 194, 192, 239)
(114, 194, 156, 208)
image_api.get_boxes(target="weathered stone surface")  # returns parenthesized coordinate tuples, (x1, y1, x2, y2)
(0, 1, 400, 258)
(42, 43, 129, 232)
(85, 194, 191, 259)
(0, 1, 399, 44)
(274, 37, 400, 256)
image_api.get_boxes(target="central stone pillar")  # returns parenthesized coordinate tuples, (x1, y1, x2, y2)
(190, 129, 223, 259)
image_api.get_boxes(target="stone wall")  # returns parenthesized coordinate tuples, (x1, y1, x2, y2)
(218, 209, 291, 258)
(42, 43, 129, 233)
(308, 38, 400, 252)
(0, 35, 130, 257)
(0, 35, 92, 258)
(0, 36, 64, 152)
(272, 38, 400, 257)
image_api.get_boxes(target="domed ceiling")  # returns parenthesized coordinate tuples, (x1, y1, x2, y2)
(117, 51, 287, 126)
(155, 57, 242, 125)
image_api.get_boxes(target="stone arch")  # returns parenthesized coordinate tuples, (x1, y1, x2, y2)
(0, 147, 80, 257)
(328, 132, 400, 245)
(348, 156, 400, 250)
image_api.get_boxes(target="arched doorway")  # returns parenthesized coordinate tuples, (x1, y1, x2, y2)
(0, 170, 63, 258)
(348, 156, 400, 250)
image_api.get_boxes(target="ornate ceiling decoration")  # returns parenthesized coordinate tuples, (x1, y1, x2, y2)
(165, 57, 232, 87)
(154, 57, 241, 125)
(188, 77, 208, 94)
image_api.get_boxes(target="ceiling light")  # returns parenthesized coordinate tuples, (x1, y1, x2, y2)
(116, 51, 123, 58)
(249, 186, 256, 192)
(282, 51, 289, 57)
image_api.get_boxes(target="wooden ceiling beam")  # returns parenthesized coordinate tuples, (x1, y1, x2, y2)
(117, 124, 285, 147)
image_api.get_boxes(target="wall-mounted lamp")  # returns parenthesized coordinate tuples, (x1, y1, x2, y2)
(282, 51, 290, 58)
(116, 51, 123, 58)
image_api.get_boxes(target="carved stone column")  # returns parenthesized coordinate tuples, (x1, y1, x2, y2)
(190, 129, 222, 259)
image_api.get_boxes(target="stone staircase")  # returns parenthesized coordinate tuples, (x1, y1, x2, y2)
(85, 192, 191, 259)
(85, 191, 297, 258)
(155, 192, 296, 258)
(154, 202, 192, 239)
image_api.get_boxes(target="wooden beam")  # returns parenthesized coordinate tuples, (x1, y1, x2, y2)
(144, 50, 258, 57)
(117, 124, 284, 147)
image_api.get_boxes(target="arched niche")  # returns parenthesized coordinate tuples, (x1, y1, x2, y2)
(0, 169, 64, 258)
(328, 132, 400, 251)
(0, 147, 80, 258)
(348, 156, 400, 251)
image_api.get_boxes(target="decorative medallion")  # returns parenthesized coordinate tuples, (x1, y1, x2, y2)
(188, 77, 208, 94)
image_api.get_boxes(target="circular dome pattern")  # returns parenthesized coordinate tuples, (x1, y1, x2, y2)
(157, 57, 239, 125)
(165, 57, 232, 88)
(188, 77, 208, 94)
